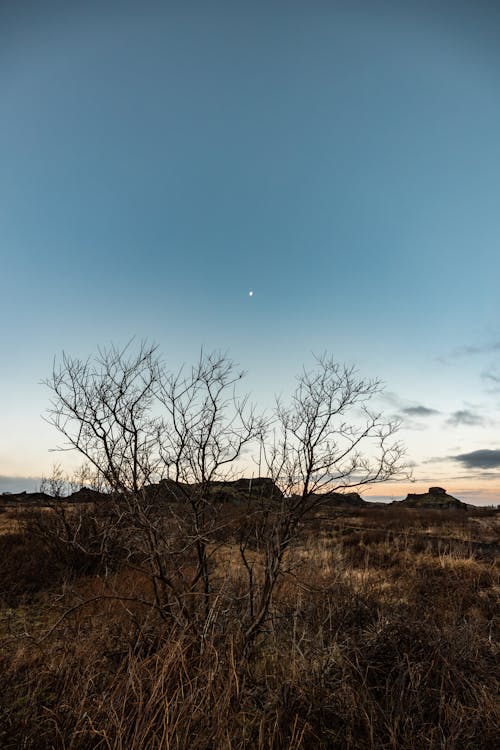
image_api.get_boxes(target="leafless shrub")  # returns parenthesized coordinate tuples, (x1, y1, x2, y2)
(241, 354, 406, 644)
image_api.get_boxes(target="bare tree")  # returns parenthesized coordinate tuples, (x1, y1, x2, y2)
(43, 343, 264, 634)
(271, 354, 404, 498)
(39, 462, 68, 498)
(157, 351, 264, 619)
(44, 341, 162, 494)
(42, 344, 404, 648)
(241, 354, 406, 643)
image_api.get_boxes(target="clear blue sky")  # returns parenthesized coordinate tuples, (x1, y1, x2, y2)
(2, 0, 500, 503)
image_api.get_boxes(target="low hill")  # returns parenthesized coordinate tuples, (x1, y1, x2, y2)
(0, 490, 57, 506)
(324, 491, 367, 507)
(0, 477, 283, 507)
(146, 477, 283, 505)
(395, 486, 470, 510)
(203, 477, 283, 504)
(290, 490, 368, 507)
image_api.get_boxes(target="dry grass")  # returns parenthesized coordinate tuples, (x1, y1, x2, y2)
(0, 503, 498, 749)
(0, 506, 22, 535)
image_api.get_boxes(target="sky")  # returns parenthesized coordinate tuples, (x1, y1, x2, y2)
(1, 0, 500, 504)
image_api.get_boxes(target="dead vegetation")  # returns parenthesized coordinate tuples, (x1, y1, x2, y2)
(0, 502, 498, 750)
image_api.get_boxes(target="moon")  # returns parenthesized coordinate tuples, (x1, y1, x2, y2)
(248, 290, 254, 297)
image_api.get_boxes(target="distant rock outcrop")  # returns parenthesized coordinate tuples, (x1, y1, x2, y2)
(0, 491, 55, 505)
(145, 477, 283, 505)
(143, 477, 283, 505)
(2, 479, 392, 509)
(291, 490, 367, 507)
(396, 487, 469, 510)
(68, 487, 107, 503)
(1, 477, 283, 507)
(203, 477, 284, 504)
(326, 491, 367, 507)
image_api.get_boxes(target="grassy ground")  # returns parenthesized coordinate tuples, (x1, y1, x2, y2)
(0, 502, 498, 749)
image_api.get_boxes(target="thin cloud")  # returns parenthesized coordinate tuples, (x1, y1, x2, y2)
(378, 391, 403, 408)
(396, 403, 441, 431)
(481, 367, 500, 391)
(402, 405, 440, 417)
(448, 471, 500, 482)
(437, 339, 500, 364)
(379, 394, 440, 424)
(446, 409, 485, 427)
(452, 449, 500, 469)
(452, 341, 500, 357)
(421, 456, 449, 464)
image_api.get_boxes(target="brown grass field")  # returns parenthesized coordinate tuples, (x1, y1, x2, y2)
(0, 501, 498, 749)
